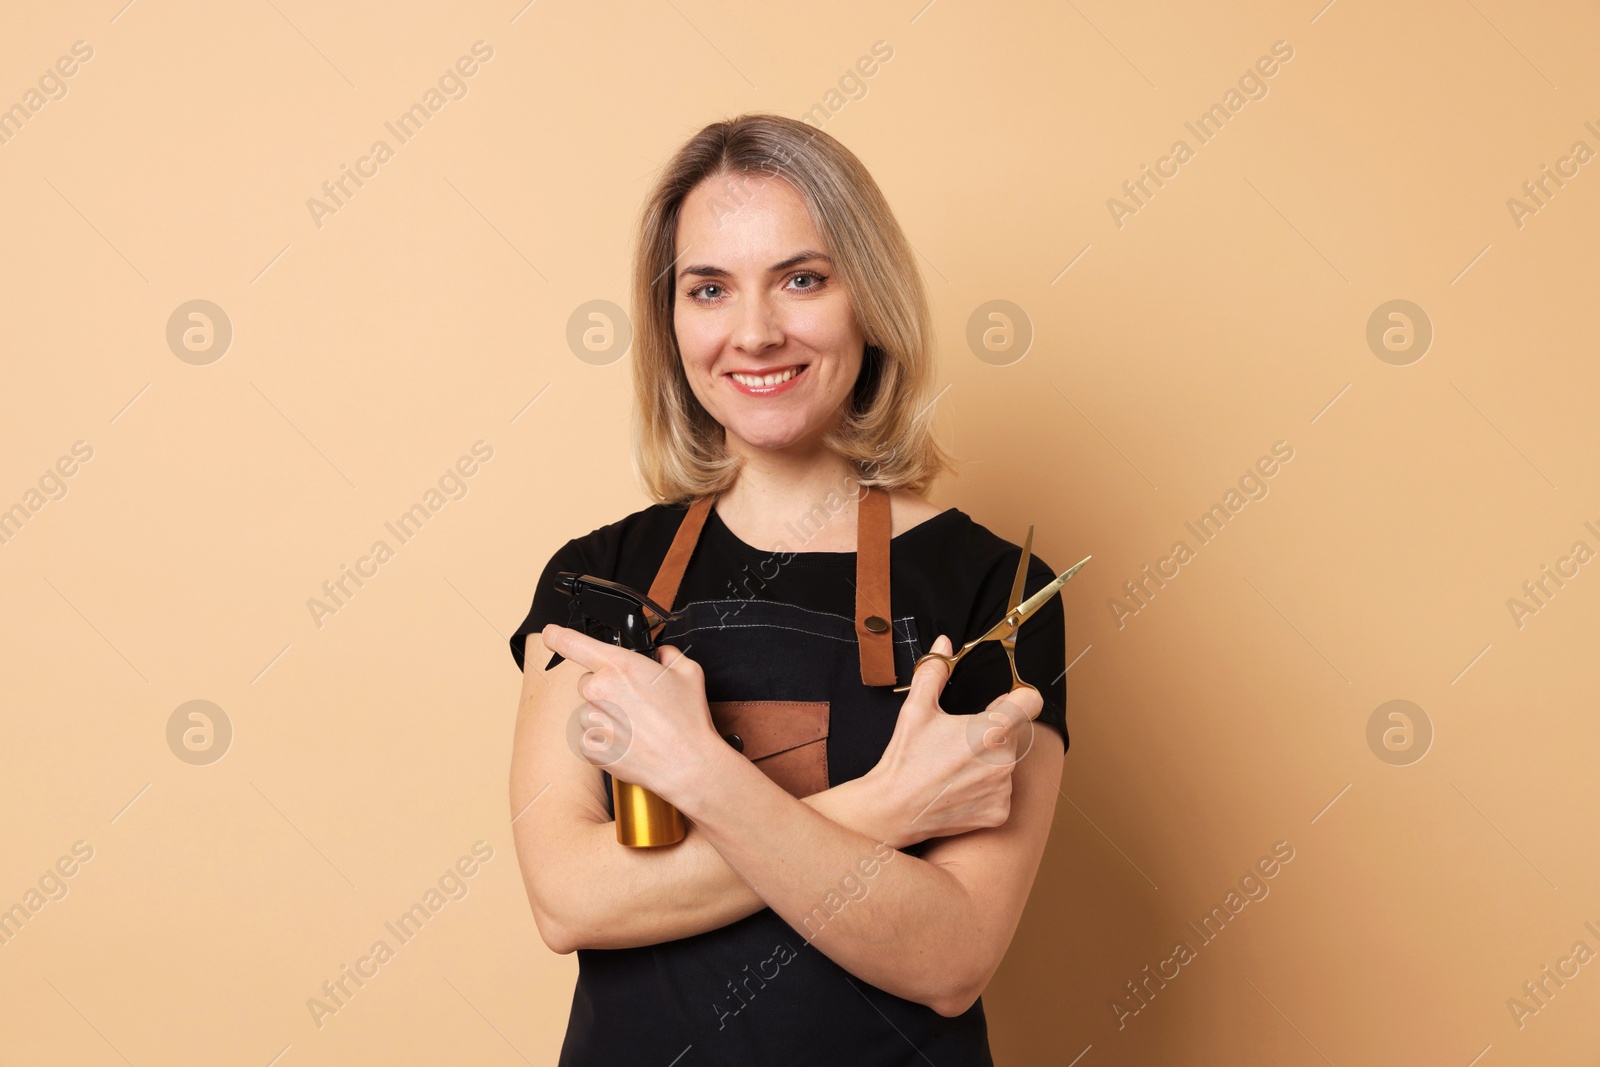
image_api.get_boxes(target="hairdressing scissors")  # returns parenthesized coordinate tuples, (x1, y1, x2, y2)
(892, 526, 1089, 693)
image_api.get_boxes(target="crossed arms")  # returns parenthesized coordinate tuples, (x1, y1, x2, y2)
(508, 629, 1064, 1017)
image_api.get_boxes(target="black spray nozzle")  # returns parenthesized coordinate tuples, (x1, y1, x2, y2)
(542, 572, 678, 671)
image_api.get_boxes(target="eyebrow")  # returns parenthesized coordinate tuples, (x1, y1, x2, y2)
(678, 250, 833, 282)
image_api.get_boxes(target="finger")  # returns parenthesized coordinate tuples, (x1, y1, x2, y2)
(982, 687, 1039, 735)
(980, 689, 1040, 764)
(578, 704, 613, 750)
(1004, 684, 1044, 723)
(541, 623, 626, 671)
(904, 634, 954, 711)
(576, 669, 601, 704)
(652, 642, 700, 676)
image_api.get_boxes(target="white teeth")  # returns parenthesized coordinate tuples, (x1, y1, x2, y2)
(730, 367, 799, 387)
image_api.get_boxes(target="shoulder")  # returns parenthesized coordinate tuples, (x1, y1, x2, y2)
(886, 489, 1029, 557)
(555, 502, 686, 565)
(898, 505, 1066, 626)
(546, 500, 690, 589)
(887, 489, 946, 536)
(562, 500, 686, 555)
(899, 499, 1052, 572)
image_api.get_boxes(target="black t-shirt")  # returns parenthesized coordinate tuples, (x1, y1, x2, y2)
(508, 500, 1069, 1065)
(511, 502, 1068, 739)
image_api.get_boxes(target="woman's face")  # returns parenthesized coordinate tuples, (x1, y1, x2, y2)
(672, 173, 866, 458)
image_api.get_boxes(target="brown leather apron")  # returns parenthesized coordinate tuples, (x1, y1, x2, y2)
(624, 483, 914, 802)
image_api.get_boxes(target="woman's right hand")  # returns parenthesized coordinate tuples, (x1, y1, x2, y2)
(867, 634, 1044, 849)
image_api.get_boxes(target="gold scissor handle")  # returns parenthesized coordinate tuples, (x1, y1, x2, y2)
(891, 638, 984, 694)
(892, 621, 1039, 693)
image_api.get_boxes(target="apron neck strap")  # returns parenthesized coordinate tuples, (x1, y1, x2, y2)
(645, 494, 714, 619)
(646, 484, 898, 686)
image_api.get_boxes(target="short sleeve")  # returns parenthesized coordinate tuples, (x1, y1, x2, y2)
(939, 552, 1069, 755)
(508, 538, 590, 672)
(1015, 556, 1069, 750)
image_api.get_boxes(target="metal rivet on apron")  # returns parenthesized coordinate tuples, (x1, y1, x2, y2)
(863, 615, 889, 633)
(723, 732, 744, 752)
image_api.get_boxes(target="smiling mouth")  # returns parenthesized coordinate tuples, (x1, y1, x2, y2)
(726, 364, 807, 388)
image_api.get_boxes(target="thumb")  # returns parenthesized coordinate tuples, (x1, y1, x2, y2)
(1007, 684, 1044, 723)
(905, 634, 954, 710)
(981, 685, 1041, 741)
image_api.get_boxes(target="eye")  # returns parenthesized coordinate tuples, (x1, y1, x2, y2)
(686, 283, 724, 304)
(787, 271, 827, 293)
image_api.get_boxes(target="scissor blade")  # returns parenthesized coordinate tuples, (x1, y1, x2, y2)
(1002, 526, 1034, 655)
(1009, 555, 1091, 625)
(968, 555, 1092, 646)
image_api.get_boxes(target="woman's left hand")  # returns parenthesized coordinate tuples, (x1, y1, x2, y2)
(539, 623, 721, 806)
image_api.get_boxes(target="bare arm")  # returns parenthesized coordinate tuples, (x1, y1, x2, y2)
(536, 624, 1061, 1016)
(509, 632, 919, 954)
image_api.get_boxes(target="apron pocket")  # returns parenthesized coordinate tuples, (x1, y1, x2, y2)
(708, 700, 829, 798)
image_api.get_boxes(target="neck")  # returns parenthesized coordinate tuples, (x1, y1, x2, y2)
(716, 439, 866, 552)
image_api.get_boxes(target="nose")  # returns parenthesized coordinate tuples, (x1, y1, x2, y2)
(731, 287, 783, 356)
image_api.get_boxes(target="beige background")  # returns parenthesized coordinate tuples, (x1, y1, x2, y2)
(2, 0, 1597, 1063)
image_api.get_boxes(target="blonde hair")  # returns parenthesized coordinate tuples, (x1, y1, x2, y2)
(630, 113, 955, 505)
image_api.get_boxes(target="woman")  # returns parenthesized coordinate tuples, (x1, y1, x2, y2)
(508, 113, 1068, 1066)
